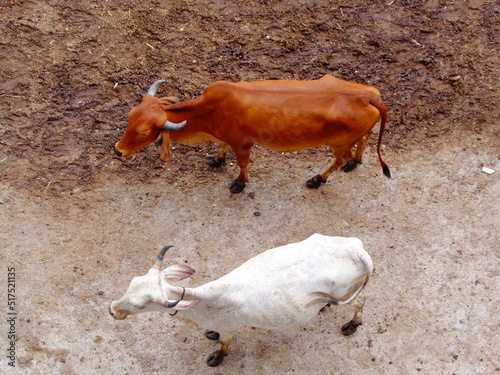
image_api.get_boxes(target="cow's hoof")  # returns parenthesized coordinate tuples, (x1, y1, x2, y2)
(341, 321, 361, 336)
(306, 175, 326, 189)
(341, 159, 358, 172)
(206, 155, 225, 168)
(206, 350, 225, 367)
(205, 330, 220, 341)
(229, 180, 246, 194)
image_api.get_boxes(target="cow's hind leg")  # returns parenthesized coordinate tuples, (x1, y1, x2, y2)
(306, 146, 353, 189)
(341, 293, 366, 336)
(342, 132, 372, 172)
(206, 143, 229, 168)
(206, 336, 232, 367)
(229, 141, 253, 194)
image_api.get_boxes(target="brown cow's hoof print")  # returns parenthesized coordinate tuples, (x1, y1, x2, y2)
(306, 175, 326, 189)
(229, 180, 246, 194)
(341, 321, 360, 336)
(206, 350, 225, 367)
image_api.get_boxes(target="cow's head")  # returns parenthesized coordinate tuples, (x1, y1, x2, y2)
(114, 80, 187, 161)
(108, 245, 199, 320)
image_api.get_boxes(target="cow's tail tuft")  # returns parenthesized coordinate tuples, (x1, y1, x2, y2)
(382, 163, 391, 178)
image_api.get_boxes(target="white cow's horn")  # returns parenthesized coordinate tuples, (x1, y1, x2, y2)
(153, 245, 174, 270)
(164, 287, 186, 308)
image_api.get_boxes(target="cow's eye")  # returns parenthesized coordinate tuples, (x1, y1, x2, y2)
(138, 133, 149, 138)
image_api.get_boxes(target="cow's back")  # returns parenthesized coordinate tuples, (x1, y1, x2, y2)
(232, 75, 380, 96)
(201, 234, 371, 303)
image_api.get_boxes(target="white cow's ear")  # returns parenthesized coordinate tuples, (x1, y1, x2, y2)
(162, 265, 196, 281)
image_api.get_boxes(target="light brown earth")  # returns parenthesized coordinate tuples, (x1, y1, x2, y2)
(0, 0, 499, 374)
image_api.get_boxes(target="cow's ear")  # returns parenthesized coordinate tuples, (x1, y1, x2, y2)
(159, 96, 180, 110)
(171, 298, 200, 311)
(162, 265, 196, 281)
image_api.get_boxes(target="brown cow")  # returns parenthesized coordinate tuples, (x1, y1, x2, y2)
(115, 76, 390, 193)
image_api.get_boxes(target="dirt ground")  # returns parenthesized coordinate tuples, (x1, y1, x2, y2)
(1, 0, 499, 374)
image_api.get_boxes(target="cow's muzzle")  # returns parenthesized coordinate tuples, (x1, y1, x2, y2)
(108, 303, 117, 318)
(108, 303, 126, 320)
(114, 148, 123, 157)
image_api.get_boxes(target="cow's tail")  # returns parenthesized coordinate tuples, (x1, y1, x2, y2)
(305, 249, 373, 308)
(338, 250, 373, 305)
(369, 95, 391, 178)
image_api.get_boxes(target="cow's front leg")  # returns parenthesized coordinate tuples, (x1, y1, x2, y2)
(206, 335, 232, 367)
(229, 141, 253, 194)
(206, 143, 229, 168)
(156, 131, 171, 162)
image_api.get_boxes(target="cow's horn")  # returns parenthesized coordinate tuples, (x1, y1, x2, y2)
(153, 245, 174, 270)
(147, 80, 166, 97)
(164, 298, 182, 308)
(163, 120, 187, 130)
(164, 287, 186, 308)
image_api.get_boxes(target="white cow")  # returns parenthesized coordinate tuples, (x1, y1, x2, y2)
(109, 234, 373, 367)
